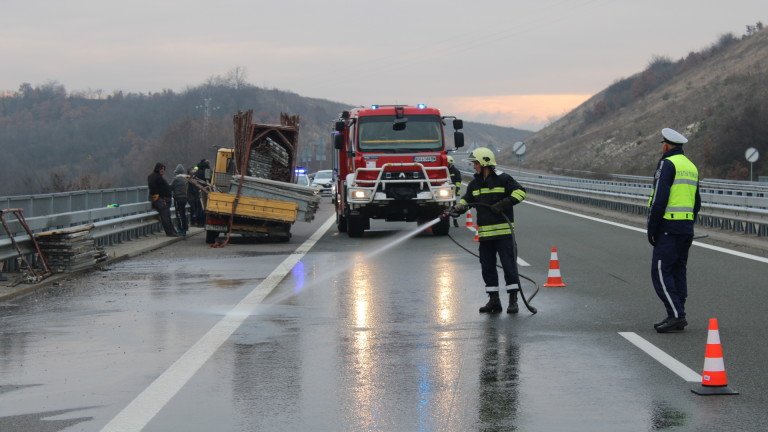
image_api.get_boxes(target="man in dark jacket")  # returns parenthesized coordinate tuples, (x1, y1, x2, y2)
(449, 147, 527, 314)
(147, 162, 177, 236)
(170, 164, 189, 237)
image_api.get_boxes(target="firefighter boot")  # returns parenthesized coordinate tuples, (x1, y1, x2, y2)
(453, 218, 459, 227)
(479, 292, 502, 314)
(507, 290, 519, 314)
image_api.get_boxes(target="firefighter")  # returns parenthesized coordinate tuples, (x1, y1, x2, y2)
(648, 128, 701, 333)
(449, 147, 527, 314)
(447, 155, 463, 227)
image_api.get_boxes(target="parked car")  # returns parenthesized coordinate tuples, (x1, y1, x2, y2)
(311, 170, 336, 196)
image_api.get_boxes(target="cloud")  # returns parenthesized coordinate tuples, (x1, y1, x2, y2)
(433, 94, 592, 131)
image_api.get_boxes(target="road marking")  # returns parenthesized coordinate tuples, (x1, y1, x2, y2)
(619, 332, 702, 382)
(517, 257, 530, 266)
(100, 215, 337, 432)
(525, 200, 768, 264)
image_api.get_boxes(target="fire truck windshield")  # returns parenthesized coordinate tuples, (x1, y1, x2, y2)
(358, 115, 442, 152)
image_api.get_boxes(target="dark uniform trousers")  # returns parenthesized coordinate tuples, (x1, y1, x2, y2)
(479, 235, 520, 292)
(651, 232, 692, 319)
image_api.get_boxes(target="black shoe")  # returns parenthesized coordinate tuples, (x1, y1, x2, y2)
(507, 302, 519, 314)
(479, 295, 502, 314)
(453, 219, 459, 227)
(656, 317, 687, 333)
(653, 317, 671, 329)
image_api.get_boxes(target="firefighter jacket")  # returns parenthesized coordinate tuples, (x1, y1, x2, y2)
(459, 170, 526, 240)
(647, 147, 701, 236)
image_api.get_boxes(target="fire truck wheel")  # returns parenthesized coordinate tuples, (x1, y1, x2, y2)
(337, 211, 348, 232)
(347, 215, 366, 238)
(431, 217, 450, 236)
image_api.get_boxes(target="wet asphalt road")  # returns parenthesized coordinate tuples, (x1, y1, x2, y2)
(1, 199, 767, 431)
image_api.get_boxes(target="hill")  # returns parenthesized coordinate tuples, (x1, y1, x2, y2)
(0, 76, 531, 195)
(501, 25, 767, 180)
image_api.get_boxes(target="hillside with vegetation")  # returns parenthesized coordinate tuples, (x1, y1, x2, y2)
(501, 24, 767, 181)
(0, 72, 531, 195)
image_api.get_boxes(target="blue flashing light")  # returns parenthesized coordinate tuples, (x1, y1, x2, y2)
(371, 104, 380, 109)
(416, 103, 427, 109)
(294, 167, 307, 174)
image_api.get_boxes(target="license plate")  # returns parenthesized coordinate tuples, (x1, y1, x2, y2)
(414, 156, 436, 162)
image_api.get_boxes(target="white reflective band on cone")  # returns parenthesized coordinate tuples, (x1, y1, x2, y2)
(707, 330, 721, 345)
(703, 357, 725, 372)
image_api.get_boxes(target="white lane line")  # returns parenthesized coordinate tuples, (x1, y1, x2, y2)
(517, 257, 530, 266)
(525, 200, 768, 264)
(100, 215, 337, 432)
(619, 332, 701, 382)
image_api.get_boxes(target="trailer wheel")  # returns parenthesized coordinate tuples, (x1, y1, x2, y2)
(205, 230, 219, 244)
(431, 217, 450, 236)
(347, 214, 366, 238)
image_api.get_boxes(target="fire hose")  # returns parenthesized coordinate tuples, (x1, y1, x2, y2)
(443, 202, 539, 314)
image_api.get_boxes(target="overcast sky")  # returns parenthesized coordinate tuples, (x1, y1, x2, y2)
(1, 0, 765, 130)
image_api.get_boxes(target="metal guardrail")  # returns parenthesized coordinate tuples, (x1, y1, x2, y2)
(0, 201, 165, 273)
(0, 186, 149, 218)
(459, 167, 768, 238)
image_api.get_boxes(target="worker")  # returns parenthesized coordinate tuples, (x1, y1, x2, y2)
(449, 147, 527, 314)
(447, 155, 463, 227)
(147, 162, 177, 237)
(647, 128, 701, 333)
(170, 164, 189, 237)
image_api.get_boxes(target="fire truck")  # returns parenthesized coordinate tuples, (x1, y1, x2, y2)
(332, 104, 464, 237)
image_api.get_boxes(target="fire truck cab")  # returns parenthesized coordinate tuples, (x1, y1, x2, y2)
(332, 104, 464, 237)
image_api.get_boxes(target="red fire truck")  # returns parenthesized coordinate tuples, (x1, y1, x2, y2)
(332, 104, 464, 237)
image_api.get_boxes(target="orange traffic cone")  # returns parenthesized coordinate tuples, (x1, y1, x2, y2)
(691, 318, 738, 395)
(543, 247, 566, 287)
(465, 211, 474, 229)
(473, 225, 480, 242)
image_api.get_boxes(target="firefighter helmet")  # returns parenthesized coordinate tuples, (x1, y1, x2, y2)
(467, 147, 496, 167)
(447, 155, 455, 165)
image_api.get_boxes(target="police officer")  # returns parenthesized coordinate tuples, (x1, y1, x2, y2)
(447, 155, 463, 227)
(450, 148, 527, 314)
(647, 128, 701, 333)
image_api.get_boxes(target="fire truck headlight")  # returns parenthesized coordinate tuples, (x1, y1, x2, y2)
(350, 189, 371, 200)
(435, 187, 453, 199)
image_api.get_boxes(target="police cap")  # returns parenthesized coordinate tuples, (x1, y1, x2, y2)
(660, 128, 688, 145)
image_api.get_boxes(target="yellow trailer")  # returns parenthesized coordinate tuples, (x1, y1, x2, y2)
(204, 191, 298, 243)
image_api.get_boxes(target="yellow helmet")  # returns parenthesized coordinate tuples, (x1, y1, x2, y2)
(467, 147, 496, 167)
(447, 155, 455, 165)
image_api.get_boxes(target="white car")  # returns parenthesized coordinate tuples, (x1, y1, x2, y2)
(311, 170, 336, 196)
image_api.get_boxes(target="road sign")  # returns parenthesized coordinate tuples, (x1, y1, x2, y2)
(513, 141, 526, 156)
(745, 147, 759, 163)
(746, 147, 759, 182)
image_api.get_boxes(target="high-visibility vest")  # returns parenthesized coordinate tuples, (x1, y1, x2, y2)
(649, 154, 698, 220)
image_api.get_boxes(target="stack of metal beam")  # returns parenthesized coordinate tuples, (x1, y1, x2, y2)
(36, 225, 108, 273)
(230, 175, 321, 222)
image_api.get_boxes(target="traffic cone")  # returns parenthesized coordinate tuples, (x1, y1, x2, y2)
(473, 224, 480, 242)
(543, 247, 566, 287)
(465, 211, 474, 229)
(691, 318, 738, 395)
